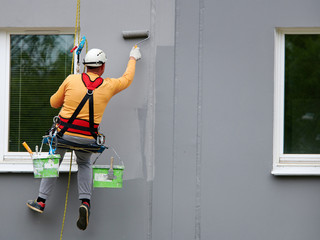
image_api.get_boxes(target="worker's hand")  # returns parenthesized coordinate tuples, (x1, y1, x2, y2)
(130, 46, 141, 61)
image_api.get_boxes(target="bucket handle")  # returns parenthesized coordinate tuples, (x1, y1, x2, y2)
(108, 146, 124, 167)
(92, 146, 124, 167)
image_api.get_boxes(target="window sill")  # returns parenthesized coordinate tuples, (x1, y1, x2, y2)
(272, 164, 320, 176)
(0, 162, 78, 173)
(0, 151, 78, 173)
(0, 152, 79, 173)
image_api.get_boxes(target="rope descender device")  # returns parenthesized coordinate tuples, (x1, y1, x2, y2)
(70, 36, 86, 74)
(41, 116, 60, 155)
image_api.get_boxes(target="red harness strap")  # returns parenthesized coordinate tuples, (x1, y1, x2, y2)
(81, 73, 103, 91)
(58, 73, 103, 139)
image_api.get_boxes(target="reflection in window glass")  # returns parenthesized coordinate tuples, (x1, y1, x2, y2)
(284, 34, 320, 153)
(9, 35, 74, 152)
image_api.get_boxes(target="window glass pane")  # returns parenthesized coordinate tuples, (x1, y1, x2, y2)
(284, 34, 320, 153)
(9, 34, 74, 152)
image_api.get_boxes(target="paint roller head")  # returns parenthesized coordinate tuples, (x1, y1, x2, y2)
(122, 30, 149, 39)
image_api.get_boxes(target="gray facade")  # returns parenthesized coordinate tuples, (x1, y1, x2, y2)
(1, 0, 320, 239)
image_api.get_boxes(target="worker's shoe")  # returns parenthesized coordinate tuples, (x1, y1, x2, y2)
(77, 202, 90, 230)
(26, 200, 45, 213)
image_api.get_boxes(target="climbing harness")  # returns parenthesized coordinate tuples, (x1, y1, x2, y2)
(57, 73, 104, 140)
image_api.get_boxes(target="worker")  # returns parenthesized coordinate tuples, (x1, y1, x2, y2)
(26, 46, 141, 231)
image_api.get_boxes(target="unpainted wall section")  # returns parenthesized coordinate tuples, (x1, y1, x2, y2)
(151, 0, 320, 240)
(201, 1, 320, 239)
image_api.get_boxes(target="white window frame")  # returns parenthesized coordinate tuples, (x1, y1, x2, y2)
(0, 28, 78, 172)
(273, 27, 320, 175)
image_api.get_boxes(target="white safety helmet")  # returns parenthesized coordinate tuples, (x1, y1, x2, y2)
(83, 48, 107, 67)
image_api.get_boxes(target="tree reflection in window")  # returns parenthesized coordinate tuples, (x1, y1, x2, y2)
(9, 34, 73, 152)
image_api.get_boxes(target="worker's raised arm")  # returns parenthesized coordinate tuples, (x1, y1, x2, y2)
(110, 47, 141, 95)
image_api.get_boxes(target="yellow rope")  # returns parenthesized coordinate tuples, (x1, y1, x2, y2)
(71, 0, 81, 74)
(59, 151, 73, 240)
(60, 1, 81, 239)
(59, 0, 91, 237)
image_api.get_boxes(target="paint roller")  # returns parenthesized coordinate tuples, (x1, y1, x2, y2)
(122, 30, 150, 47)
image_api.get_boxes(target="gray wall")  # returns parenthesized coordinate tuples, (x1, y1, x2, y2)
(2, 0, 320, 240)
(155, 0, 320, 240)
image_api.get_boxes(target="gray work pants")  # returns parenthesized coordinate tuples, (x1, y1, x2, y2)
(38, 135, 95, 200)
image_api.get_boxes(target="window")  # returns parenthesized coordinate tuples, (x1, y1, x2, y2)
(273, 28, 320, 175)
(0, 28, 76, 172)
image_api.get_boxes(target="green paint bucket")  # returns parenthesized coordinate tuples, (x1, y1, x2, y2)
(33, 154, 60, 178)
(92, 165, 124, 188)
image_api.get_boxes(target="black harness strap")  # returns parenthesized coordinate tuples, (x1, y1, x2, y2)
(89, 93, 94, 134)
(58, 73, 103, 139)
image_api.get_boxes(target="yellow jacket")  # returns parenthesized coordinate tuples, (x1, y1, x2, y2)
(50, 59, 136, 138)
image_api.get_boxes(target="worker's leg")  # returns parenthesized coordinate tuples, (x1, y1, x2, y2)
(38, 148, 67, 200)
(58, 135, 95, 230)
(75, 150, 93, 200)
(75, 150, 93, 231)
(61, 134, 95, 200)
